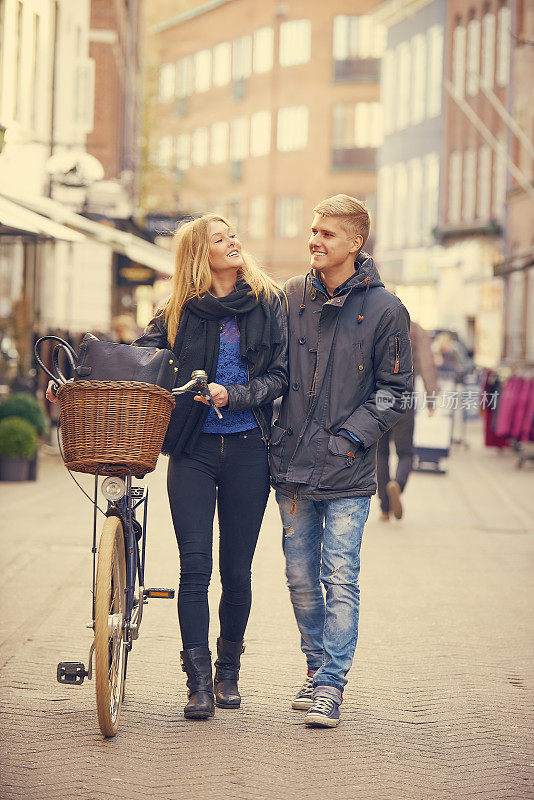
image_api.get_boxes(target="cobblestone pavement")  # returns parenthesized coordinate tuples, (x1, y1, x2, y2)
(0, 421, 533, 800)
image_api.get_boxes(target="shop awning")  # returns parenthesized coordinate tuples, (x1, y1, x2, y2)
(0, 195, 86, 242)
(494, 248, 534, 276)
(0, 191, 174, 275)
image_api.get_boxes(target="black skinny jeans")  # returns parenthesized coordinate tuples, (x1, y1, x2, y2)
(167, 428, 270, 649)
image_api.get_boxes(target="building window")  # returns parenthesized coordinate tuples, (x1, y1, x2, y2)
(493, 139, 507, 218)
(377, 166, 393, 249)
(496, 5, 511, 87)
(448, 150, 463, 223)
(396, 42, 411, 130)
(13, 1, 23, 120)
(427, 24, 443, 118)
(194, 50, 211, 93)
(253, 27, 273, 73)
(230, 117, 249, 161)
(279, 19, 311, 67)
(466, 18, 481, 96)
(30, 13, 40, 130)
(411, 34, 426, 126)
(157, 135, 174, 168)
(407, 158, 423, 246)
(226, 200, 242, 232)
(463, 148, 477, 220)
(158, 63, 175, 102)
(382, 49, 396, 134)
(393, 163, 407, 247)
(277, 106, 308, 152)
(333, 14, 385, 60)
(191, 128, 209, 167)
(250, 111, 271, 157)
(477, 144, 492, 219)
(176, 57, 193, 98)
(422, 153, 440, 241)
(176, 133, 190, 170)
(249, 196, 267, 239)
(276, 196, 302, 238)
(452, 23, 466, 98)
(213, 42, 231, 87)
(210, 121, 229, 164)
(481, 12, 495, 89)
(333, 103, 382, 149)
(233, 35, 252, 80)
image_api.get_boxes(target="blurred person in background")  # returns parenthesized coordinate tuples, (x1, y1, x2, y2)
(377, 320, 439, 521)
(270, 195, 412, 728)
(110, 314, 138, 344)
(48, 214, 288, 721)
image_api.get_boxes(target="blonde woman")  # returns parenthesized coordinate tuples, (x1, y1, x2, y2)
(134, 214, 287, 720)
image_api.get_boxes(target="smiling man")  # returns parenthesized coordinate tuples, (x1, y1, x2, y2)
(270, 194, 413, 728)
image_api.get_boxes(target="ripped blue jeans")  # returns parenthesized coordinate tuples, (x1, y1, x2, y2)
(276, 492, 371, 692)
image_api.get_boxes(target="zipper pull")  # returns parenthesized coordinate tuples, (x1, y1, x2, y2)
(394, 336, 400, 374)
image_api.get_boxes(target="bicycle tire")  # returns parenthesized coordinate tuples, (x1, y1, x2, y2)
(94, 516, 126, 737)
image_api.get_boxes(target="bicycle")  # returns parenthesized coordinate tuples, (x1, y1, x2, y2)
(34, 336, 221, 737)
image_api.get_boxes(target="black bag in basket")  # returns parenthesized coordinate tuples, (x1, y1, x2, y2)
(75, 334, 178, 391)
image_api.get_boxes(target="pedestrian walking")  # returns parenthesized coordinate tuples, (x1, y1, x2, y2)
(377, 320, 439, 521)
(269, 195, 412, 728)
(47, 214, 288, 721)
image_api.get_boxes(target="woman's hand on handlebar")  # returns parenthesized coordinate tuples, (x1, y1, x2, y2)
(194, 382, 228, 408)
(46, 380, 59, 404)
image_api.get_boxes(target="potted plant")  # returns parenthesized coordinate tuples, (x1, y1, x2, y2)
(0, 416, 38, 481)
(0, 393, 48, 480)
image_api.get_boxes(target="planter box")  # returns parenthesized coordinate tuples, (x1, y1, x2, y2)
(0, 457, 30, 481)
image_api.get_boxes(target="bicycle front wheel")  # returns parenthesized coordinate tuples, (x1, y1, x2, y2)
(94, 516, 126, 737)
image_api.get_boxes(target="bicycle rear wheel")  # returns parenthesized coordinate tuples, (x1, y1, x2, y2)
(94, 516, 126, 737)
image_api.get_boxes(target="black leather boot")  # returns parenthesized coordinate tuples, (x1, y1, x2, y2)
(214, 638, 245, 709)
(180, 647, 215, 720)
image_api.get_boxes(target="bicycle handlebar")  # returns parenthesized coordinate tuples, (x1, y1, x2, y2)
(172, 370, 223, 419)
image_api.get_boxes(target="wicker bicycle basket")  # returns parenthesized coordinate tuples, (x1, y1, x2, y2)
(57, 380, 175, 477)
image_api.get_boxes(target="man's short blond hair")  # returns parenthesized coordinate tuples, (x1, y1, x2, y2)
(313, 194, 371, 247)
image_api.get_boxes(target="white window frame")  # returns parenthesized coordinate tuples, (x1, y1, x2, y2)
(466, 18, 481, 96)
(248, 195, 267, 239)
(448, 150, 463, 223)
(194, 49, 211, 93)
(396, 42, 411, 131)
(393, 162, 407, 248)
(250, 111, 271, 157)
(481, 12, 495, 89)
(411, 35, 426, 126)
(452, 24, 466, 98)
(279, 19, 311, 67)
(496, 6, 511, 87)
(427, 24, 444, 118)
(176, 133, 190, 170)
(275, 196, 302, 238)
(407, 158, 423, 246)
(232, 35, 252, 80)
(158, 63, 175, 102)
(477, 144, 492, 219)
(377, 165, 393, 250)
(210, 121, 229, 164)
(191, 127, 209, 167)
(277, 106, 308, 152)
(158, 135, 174, 168)
(213, 42, 231, 87)
(176, 57, 193, 98)
(253, 27, 273, 74)
(422, 153, 440, 242)
(230, 117, 249, 161)
(463, 148, 477, 221)
(382, 49, 396, 134)
(493, 139, 507, 218)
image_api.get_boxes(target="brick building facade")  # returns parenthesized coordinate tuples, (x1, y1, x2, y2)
(142, 0, 385, 281)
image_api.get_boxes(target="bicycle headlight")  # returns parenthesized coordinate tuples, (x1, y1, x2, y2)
(101, 477, 126, 502)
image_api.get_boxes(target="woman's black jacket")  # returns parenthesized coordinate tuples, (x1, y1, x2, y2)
(133, 293, 288, 456)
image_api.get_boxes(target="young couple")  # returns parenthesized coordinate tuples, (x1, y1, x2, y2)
(132, 195, 412, 728)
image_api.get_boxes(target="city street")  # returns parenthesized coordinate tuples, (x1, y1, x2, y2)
(0, 420, 533, 800)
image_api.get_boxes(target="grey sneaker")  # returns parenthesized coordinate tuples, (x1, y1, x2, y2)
(292, 674, 314, 710)
(304, 686, 342, 728)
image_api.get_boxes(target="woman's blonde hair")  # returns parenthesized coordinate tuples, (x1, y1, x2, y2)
(163, 214, 279, 347)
